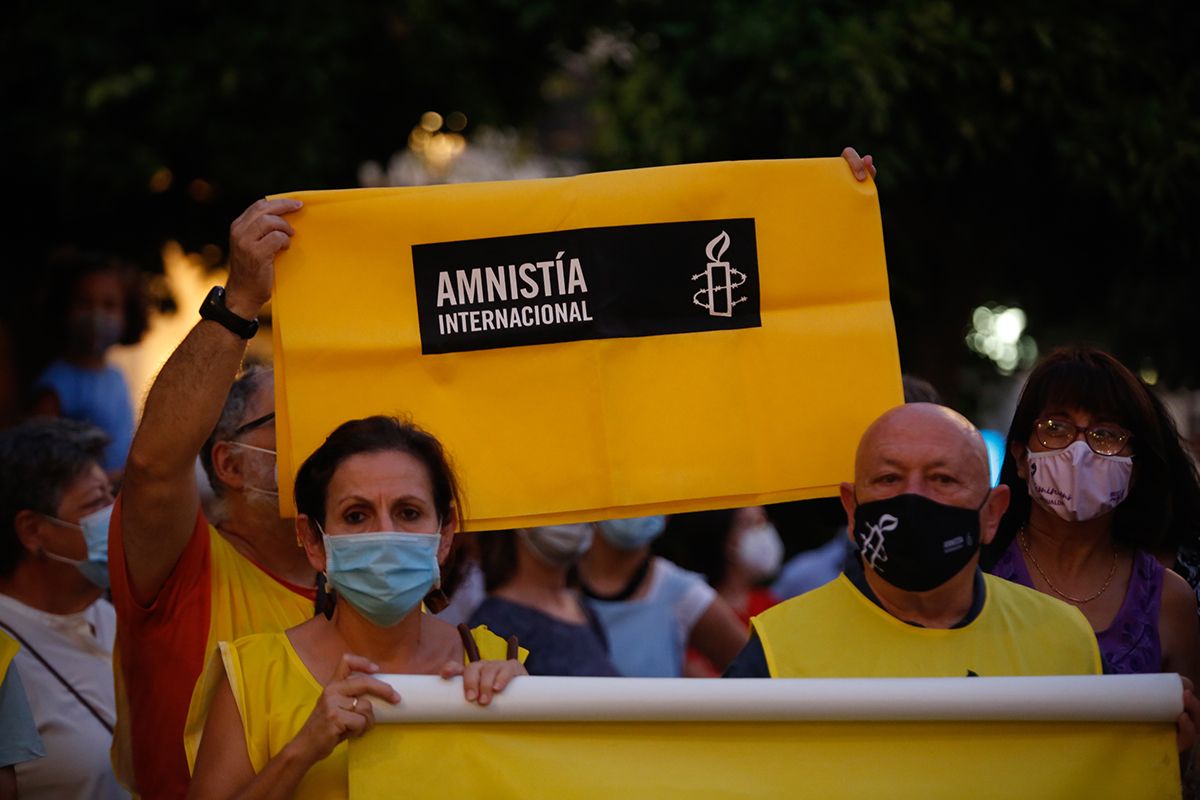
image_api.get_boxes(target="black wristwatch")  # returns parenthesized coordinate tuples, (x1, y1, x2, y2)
(199, 286, 260, 340)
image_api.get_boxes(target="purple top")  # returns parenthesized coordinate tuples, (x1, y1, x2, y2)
(990, 539, 1164, 674)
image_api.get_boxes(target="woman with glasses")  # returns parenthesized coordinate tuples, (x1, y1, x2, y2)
(983, 347, 1199, 684)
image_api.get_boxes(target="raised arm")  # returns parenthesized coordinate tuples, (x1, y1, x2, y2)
(121, 198, 301, 604)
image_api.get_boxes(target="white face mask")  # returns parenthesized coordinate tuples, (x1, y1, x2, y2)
(520, 524, 594, 568)
(228, 441, 279, 498)
(735, 522, 784, 580)
(41, 504, 114, 590)
(1027, 440, 1133, 522)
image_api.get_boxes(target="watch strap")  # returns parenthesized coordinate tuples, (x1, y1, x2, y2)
(199, 286, 259, 340)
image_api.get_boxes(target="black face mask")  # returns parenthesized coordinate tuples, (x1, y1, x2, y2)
(852, 492, 984, 592)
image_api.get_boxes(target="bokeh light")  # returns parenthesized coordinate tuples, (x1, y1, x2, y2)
(965, 303, 1038, 375)
(148, 167, 173, 193)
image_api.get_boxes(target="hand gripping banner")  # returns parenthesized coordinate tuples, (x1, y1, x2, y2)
(270, 158, 902, 526)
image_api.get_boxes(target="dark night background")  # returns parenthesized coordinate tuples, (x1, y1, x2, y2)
(4, 0, 1198, 417)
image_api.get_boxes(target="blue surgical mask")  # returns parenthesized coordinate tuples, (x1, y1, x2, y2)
(597, 515, 666, 551)
(321, 528, 441, 627)
(42, 504, 114, 590)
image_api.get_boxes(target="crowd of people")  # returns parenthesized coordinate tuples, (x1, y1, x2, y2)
(0, 148, 1198, 798)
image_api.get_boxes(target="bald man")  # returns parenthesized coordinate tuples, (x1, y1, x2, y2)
(725, 404, 1102, 678)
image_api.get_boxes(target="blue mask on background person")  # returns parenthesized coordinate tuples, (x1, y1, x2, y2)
(321, 528, 441, 627)
(597, 515, 666, 551)
(42, 504, 114, 590)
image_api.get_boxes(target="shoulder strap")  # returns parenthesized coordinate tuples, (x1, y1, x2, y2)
(0, 618, 114, 733)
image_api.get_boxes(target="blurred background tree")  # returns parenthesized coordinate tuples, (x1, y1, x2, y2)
(4, 0, 1198, 413)
(581, 0, 1200, 398)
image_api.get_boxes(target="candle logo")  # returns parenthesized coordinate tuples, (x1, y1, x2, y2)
(859, 514, 897, 571)
(692, 231, 747, 317)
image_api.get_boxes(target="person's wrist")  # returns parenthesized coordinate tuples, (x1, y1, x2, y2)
(222, 282, 264, 320)
(280, 734, 322, 771)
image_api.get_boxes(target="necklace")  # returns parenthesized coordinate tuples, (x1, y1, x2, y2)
(1018, 527, 1117, 604)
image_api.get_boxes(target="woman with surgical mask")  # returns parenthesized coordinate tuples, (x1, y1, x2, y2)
(577, 515, 747, 677)
(0, 419, 126, 799)
(186, 417, 526, 799)
(984, 347, 1199, 685)
(468, 526, 620, 676)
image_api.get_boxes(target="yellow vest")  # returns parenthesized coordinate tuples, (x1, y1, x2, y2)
(186, 625, 524, 800)
(0, 629, 17, 677)
(752, 574, 1102, 677)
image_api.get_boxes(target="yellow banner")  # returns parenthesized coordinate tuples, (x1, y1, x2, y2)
(271, 159, 901, 526)
(348, 676, 1182, 799)
(351, 720, 1176, 799)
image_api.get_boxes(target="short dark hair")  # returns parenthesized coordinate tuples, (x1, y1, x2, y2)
(200, 365, 272, 499)
(294, 416, 462, 530)
(986, 346, 1181, 561)
(0, 418, 108, 577)
(902, 374, 943, 405)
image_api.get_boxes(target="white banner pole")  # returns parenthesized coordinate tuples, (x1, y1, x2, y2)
(370, 673, 1182, 724)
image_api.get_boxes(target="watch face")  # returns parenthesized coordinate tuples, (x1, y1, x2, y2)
(200, 286, 257, 338)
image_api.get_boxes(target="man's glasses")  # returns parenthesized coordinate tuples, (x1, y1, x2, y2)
(233, 412, 275, 438)
(1034, 418, 1132, 457)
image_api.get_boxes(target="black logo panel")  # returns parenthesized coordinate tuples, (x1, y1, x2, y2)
(411, 219, 761, 354)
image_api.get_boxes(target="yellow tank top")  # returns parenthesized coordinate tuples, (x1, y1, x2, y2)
(752, 573, 1102, 677)
(186, 625, 525, 800)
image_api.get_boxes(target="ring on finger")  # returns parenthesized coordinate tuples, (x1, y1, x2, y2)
(350, 697, 359, 711)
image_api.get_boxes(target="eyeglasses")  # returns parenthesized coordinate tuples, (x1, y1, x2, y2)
(1034, 418, 1132, 457)
(233, 412, 275, 438)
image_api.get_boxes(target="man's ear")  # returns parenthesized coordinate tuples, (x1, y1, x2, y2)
(979, 484, 1011, 546)
(12, 509, 46, 556)
(437, 507, 458, 564)
(296, 515, 326, 574)
(210, 441, 245, 492)
(1010, 441, 1029, 482)
(839, 482, 857, 541)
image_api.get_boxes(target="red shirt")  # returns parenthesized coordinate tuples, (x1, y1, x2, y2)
(109, 498, 314, 799)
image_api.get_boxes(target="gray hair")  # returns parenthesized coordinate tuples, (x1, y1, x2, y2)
(199, 364, 272, 504)
(0, 418, 109, 577)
